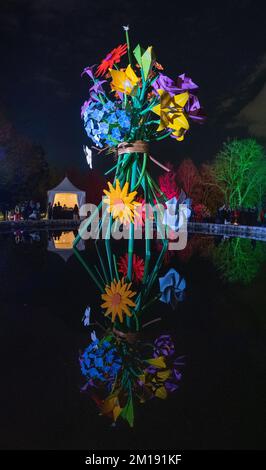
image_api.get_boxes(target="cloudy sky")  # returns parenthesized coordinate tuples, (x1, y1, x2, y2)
(0, 0, 265, 170)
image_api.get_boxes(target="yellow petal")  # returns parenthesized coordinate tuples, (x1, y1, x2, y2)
(155, 386, 167, 399)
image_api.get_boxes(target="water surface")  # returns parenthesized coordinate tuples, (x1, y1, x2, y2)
(0, 230, 265, 449)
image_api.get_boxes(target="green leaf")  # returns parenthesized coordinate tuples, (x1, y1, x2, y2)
(133, 44, 143, 66)
(120, 397, 134, 427)
(142, 46, 153, 80)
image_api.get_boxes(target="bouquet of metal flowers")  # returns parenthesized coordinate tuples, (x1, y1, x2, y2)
(75, 26, 204, 426)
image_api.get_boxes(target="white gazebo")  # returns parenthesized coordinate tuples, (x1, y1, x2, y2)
(47, 176, 86, 209)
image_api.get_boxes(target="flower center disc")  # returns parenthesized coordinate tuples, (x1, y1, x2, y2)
(112, 293, 121, 306)
(113, 198, 125, 211)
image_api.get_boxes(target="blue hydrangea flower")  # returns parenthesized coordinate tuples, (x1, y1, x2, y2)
(111, 127, 121, 140)
(82, 98, 131, 147)
(106, 112, 118, 124)
(91, 109, 104, 122)
(118, 115, 130, 129)
(103, 100, 115, 111)
(80, 338, 122, 384)
(98, 122, 109, 135)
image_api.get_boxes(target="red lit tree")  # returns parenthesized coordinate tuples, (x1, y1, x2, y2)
(158, 165, 180, 199)
(176, 158, 201, 201)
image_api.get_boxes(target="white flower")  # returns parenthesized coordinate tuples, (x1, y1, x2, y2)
(91, 330, 97, 341)
(83, 145, 92, 169)
(159, 269, 186, 309)
(82, 306, 91, 326)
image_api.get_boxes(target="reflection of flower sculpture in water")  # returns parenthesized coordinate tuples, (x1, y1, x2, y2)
(212, 238, 266, 284)
(118, 253, 144, 284)
(80, 331, 184, 426)
(101, 278, 136, 322)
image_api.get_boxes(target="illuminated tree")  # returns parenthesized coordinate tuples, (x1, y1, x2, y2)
(213, 139, 266, 208)
(212, 237, 266, 284)
(199, 163, 224, 214)
(0, 108, 51, 206)
(176, 158, 200, 199)
(158, 168, 180, 199)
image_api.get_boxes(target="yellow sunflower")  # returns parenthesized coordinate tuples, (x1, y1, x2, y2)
(101, 278, 136, 322)
(103, 179, 140, 224)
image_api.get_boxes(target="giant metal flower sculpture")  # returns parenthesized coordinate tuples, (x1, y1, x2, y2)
(75, 25, 204, 427)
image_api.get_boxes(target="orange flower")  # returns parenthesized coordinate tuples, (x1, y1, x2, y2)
(96, 44, 127, 77)
(101, 278, 136, 323)
(154, 61, 164, 70)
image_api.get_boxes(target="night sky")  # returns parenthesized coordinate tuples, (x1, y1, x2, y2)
(0, 0, 265, 171)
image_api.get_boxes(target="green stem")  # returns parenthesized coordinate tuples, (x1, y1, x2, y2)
(73, 246, 104, 292)
(155, 130, 173, 141)
(105, 215, 113, 280)
(127, 158, 137, 281)
(124, 28, 132, 65)
(143, 174, 151, 283)
(113, 254, 120, 282)
(132, 152, 147, 191)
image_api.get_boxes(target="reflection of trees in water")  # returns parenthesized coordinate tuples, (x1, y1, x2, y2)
(177, 234, 215, 263)
(174, 234, 266, 285)
(212, 238, 266, 284)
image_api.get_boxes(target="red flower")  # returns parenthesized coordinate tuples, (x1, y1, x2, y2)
(96, 44, 127, 77)
(158, 170, 180, 200)
(118, 253, 144, 283)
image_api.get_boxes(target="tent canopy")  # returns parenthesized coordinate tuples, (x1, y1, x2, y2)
(48, 231, 85, 262)
(47, 176, 86, 208)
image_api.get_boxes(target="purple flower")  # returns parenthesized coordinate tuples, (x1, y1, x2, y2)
(153, 73, 199, 96)
(81, 64, 97, 79)
(185, 94, 205, 123)
(152, 74, 179, 96)
(81, 100, 91, 118)
(154, 335, 175, 358)
(89, 79, 107, 95)
(176, 73, 198, 91)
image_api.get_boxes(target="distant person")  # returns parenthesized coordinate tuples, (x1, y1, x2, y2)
(73, 204, 79, 221)
(14, 205, 20, 221)
(259, 209, 265, 225)
(252, 207, 258, 226)
(47, 202, 53, 219)
(57, 201, 62, 219)
(223, 206, 231, 224)
(36, 202, 41, 217)
(52, 203, 58, 219)
(232, 207, 240, 225)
